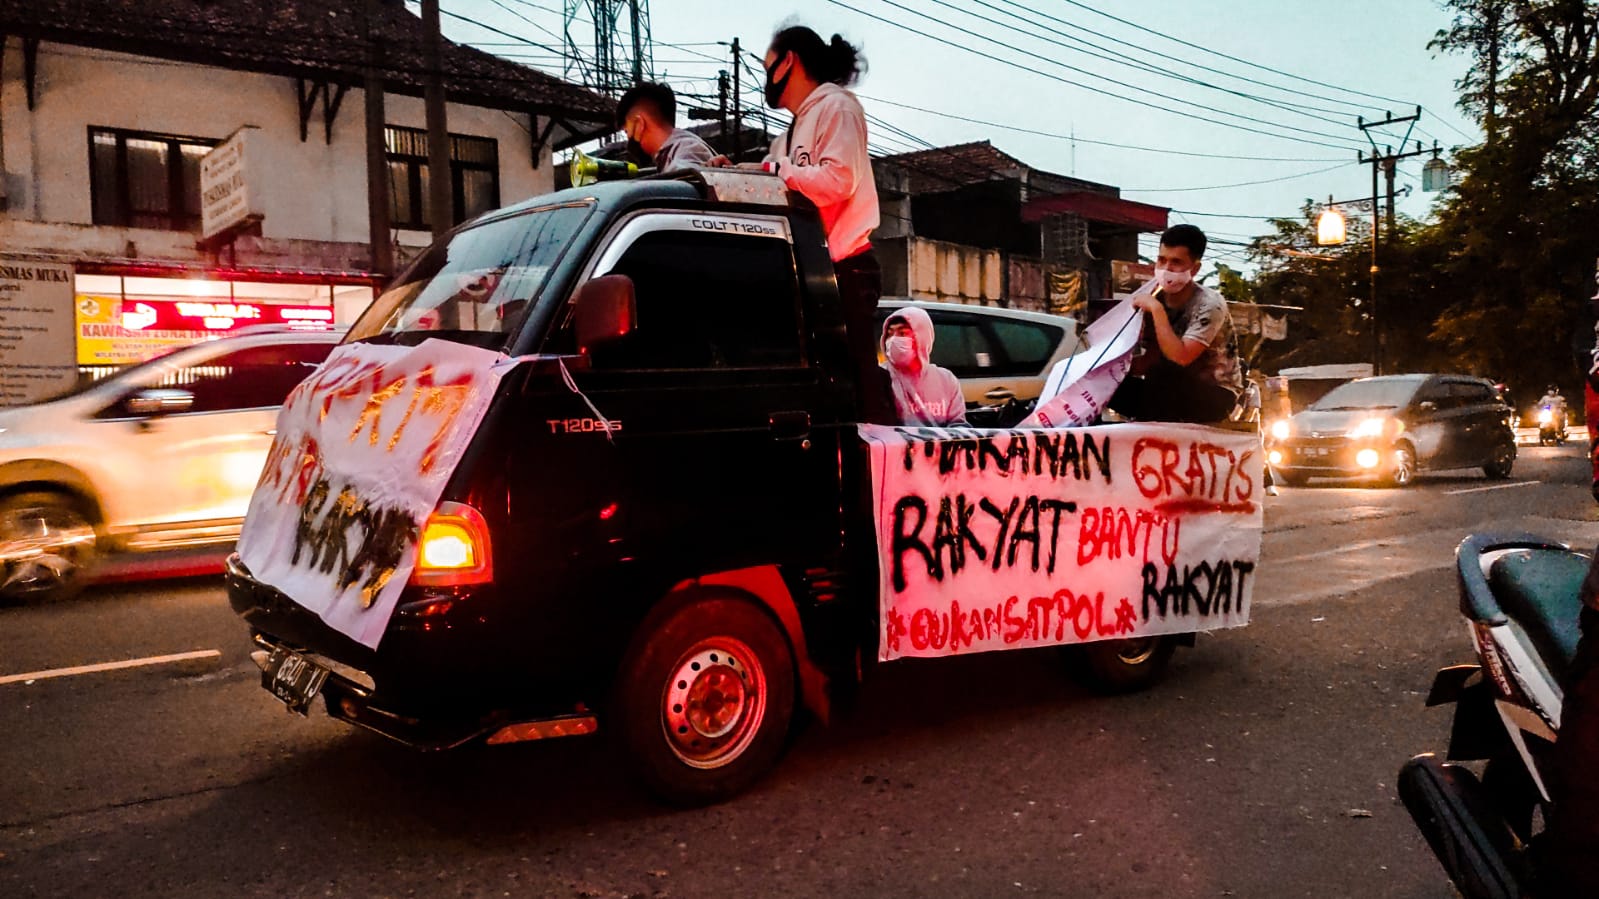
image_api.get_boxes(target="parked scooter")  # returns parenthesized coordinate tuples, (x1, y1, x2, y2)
(1398, 532, 1589, 899)
(1538, 405, 1569, 446)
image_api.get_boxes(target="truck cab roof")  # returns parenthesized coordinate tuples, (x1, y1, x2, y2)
(484, 170, 793, 228)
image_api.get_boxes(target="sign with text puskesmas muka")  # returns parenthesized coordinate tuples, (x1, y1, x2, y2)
(863, 423, 1261, 661)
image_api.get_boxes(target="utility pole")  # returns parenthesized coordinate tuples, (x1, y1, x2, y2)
(1357, 107, 1434, 376)
(362, 0, 392, 279)
(730, 38, 742, 161)
(1484, 1, 1503, 143)
(717, 70, 729, 139)
(421, 0, 451, 241)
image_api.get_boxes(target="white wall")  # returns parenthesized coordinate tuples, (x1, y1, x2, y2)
(1, 39, 555, 250)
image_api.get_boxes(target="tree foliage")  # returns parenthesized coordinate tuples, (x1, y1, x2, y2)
(1251, 0, 1599, 401)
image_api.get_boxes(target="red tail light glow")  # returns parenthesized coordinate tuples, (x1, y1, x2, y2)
(410, 501, 493, 587)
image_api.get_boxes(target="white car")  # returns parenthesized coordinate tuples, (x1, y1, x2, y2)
(0, 327, 343, 602)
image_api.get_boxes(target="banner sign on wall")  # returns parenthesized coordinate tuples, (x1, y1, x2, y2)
(237, 339, 508, 649)
(0, 259, 76, 407)
(863, 422, 1261, 661)
(201, 127, 263, 242)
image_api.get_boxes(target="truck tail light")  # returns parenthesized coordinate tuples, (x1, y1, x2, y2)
(411, 501, 493, 587)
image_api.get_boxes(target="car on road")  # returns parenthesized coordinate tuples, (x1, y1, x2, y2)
(1265, 373, 1516, 487)
(0, 326, 344, 603)
(875, 299, 1081, 418)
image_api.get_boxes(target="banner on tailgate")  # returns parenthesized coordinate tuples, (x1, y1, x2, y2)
(237, 339, 507, 649)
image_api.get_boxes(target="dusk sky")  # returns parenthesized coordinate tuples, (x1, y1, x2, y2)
(437, 1, 1481, 273)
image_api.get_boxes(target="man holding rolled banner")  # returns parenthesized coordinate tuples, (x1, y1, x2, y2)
(1109, 224, 1242, 424)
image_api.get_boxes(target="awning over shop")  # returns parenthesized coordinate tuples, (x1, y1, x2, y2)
(1021, 192, 1170, 232)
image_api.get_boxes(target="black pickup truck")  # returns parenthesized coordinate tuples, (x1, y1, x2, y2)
(226, 170, 1255, 805)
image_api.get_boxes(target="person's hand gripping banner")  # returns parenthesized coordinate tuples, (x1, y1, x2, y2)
(1021, 295, 1144, 429)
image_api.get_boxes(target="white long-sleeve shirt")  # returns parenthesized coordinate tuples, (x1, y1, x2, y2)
(765, 83, 879, 261)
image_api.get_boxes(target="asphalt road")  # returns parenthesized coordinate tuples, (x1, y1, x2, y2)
(3, 430, 1596, 899)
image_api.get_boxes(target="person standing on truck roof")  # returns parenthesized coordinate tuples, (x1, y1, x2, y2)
(881, 306, 967, 427)
(711, 25, 887, 422)
(616, 82, 716, 174)
(1109, 224, 1242, 423)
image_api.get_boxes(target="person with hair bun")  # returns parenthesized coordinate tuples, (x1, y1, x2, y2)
(717, 24, 886, 420)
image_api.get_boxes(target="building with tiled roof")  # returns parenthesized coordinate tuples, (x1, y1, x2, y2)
(0, 0, 610, 403)
(0, 0, 612, 128)
(873, 141, 1168, 315)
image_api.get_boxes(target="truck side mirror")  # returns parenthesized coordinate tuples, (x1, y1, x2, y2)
(573, 274, 637, 356)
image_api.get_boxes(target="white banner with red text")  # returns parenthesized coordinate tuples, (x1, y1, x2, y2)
(1022, 295, 1142, 428)
(864, 422, 1261, 661)
(237, 339, 508, 649)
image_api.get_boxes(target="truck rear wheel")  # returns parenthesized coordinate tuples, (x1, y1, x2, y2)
(615, 596, 795, 806)
(1067, 635, 1177, 694)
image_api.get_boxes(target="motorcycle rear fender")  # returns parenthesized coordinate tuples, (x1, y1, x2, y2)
(1427, 663, 1482, 707)
(1446, 679, 1515, 762)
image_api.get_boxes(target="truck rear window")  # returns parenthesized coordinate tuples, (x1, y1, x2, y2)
(345, 203, 592, 350)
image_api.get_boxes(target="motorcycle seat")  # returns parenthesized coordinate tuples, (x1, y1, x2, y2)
(1486, 548, 1589, 681)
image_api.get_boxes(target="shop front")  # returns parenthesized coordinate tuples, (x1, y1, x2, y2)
(71, 266, 376, 380)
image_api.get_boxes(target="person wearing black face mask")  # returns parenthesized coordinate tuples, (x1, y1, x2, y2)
(713, 25, 886, 423)
(616, 82, 715, 174)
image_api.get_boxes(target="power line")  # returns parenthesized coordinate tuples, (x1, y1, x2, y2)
(858, 94, 1348, 163)
(988, 0, 1393, 117)
(482, 0, 566, 51)
(923, 0, 1363, 129)
(441, 7, 560, 56)
(854, 0, 1367, 146)
(1056, 0, 1415, 108)
(1121, 162, 1358, 193)
(821, 0, 1365, 151)
(1421, 108, 1478, 143)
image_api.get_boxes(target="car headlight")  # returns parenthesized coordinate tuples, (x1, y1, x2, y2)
(1348, 417, 1388, 439)
(1538, 408, 1553, 425)
(1269, 420, 1290, 440)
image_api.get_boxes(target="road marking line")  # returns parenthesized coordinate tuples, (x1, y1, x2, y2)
(1444, 481, 1542, 496)
(1271, 538, 1393, 566)
(0, 650, 223, 686)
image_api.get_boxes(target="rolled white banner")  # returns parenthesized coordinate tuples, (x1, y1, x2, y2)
(1021, 295, 1143, 428)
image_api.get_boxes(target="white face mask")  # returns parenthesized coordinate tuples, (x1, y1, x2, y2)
(1154, 266, 1193, 294)
(885, 335, 918, 368)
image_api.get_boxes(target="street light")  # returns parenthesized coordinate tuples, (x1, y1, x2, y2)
(1316, 196, 1346, 246)
(1422, 151, 1452, 192)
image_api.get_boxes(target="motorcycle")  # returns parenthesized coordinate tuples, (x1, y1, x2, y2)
(1537, 405, 1568, 446)
(1398, 532, 1590, 899)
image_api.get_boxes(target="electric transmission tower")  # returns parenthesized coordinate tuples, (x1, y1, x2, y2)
(563, 0, 654, 96)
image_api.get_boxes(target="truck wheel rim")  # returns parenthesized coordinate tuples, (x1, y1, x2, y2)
(1392, 449, 1415, 486)
(0, 504, 95, 597)
(662, 638, 766, 770)
(1115, 637, 1158, 665)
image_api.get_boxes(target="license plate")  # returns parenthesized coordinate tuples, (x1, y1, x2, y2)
(1306, 447, 1329, 457)
(262, 647, 329, 715)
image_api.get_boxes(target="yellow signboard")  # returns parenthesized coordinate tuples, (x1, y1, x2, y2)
(74, 295, 202, 366)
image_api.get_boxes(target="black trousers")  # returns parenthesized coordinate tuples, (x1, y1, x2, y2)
(834, 249, 893, 425)
(1538, 603, 1599, 896)
(1108, 365, 1238, 424)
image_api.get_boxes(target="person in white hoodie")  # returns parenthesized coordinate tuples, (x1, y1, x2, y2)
(715, 25, 887, 421)
(881, 306, 967, 427)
